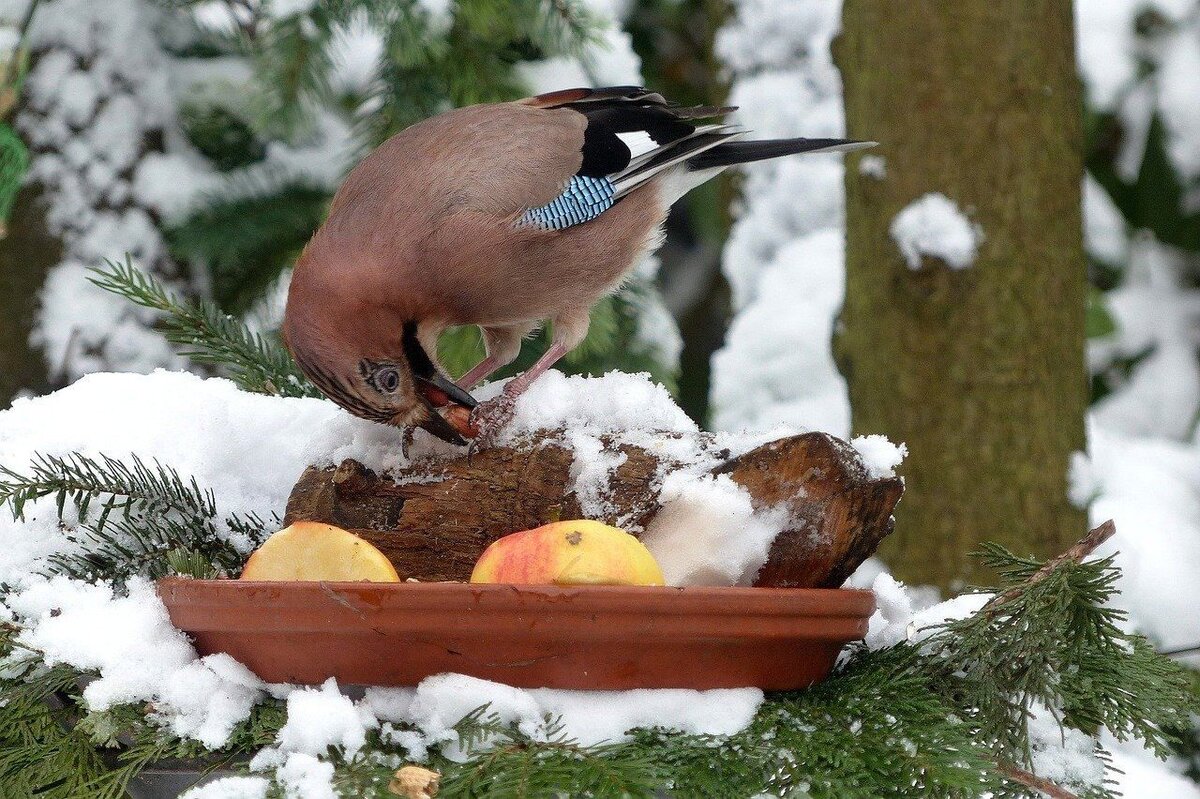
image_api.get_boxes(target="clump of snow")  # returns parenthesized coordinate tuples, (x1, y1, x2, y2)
(274, 678, 378, 758)
(1087, 239, 1200, 441)
(850, 434, 907, 479)
(390, 672, 762, 761)
(1107, 732, 1200, 799)
(179, 777, 269, 799)
(711, 227, 850, 436)
(641, 472, 789, 586)
(159, 654, 266, 749)
(1076, 422, 1200, 662)
(1157, 24, 1200, 183)
(489, 370, 697, 443)
(1028, 702, 1106, 791)
(477, 369, 817, 580)
(889, 193, 982, 271)
(274, 753, 336, 799)
(6, 576, 194, 711)
(2, 575, 275, 750)
(0, 370, 408, 580)
(865, 573, 990, 650)
(858, 154, 886, 179)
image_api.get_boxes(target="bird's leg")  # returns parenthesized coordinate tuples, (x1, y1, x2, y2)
(469, 341, 569, 448)
(469, 312, 586, 447)
(458, 355, 501, 390)
(458, 322, 538, 390)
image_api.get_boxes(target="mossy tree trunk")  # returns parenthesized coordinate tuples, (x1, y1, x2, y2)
(0, 187, 56, 406)
(835, 1, 1088, 587)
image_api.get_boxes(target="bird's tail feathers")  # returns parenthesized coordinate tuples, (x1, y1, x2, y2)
(611, 127, 744, 199)
(686, 138, 876, 170)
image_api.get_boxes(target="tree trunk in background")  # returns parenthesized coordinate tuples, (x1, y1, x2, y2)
(836, 1, 1088, 588)
(0, 187, 55, 406)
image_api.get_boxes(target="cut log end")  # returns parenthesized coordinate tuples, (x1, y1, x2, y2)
(284, 430, 903, 588)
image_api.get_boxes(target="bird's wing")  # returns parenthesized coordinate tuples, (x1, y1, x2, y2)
(514, 86, 742, 231)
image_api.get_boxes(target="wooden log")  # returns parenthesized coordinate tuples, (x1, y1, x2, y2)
(284, 431, 903, 588)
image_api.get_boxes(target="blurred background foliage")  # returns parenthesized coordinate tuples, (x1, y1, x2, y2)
(153, 0, 728, 406)
(1, 0, 1198, 431)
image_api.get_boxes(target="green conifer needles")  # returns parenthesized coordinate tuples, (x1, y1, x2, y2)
(88, 256, 320, 399)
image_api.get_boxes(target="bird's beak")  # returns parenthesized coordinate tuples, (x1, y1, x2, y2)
(412, 374, 478, 444)
(415, 373, 478, 410)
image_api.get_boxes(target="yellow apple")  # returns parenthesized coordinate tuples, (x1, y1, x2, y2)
(470, 520, 664, 586)
(240, 521, 400, 582)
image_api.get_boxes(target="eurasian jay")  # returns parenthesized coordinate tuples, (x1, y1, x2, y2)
(283, 86, 871, 445)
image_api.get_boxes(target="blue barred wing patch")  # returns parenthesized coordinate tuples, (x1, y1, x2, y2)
(518, 175, 615, 230)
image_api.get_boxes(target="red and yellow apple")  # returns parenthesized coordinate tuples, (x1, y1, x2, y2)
(240, 521, 400, 582)
(470, 520, 664, 586)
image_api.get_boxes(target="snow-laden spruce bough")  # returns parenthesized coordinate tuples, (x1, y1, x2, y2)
(0, 360, 1194, 797)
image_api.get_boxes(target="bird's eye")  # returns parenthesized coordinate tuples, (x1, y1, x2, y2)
(375, 367, 400, 393)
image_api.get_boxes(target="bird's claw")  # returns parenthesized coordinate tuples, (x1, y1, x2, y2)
(467, 393, 517, 453)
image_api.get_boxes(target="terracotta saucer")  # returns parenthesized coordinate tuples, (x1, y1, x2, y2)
(156, 579, 874, 690)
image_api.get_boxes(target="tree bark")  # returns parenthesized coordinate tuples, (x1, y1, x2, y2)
(284, 431, 903, 588)
(0, 187, 55, 406)
(836, 2, 1089, 587)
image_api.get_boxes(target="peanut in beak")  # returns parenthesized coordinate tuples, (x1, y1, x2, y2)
(438, 404, 479, 439)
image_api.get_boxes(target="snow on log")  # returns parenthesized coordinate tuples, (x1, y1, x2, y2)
(284, 431, 903, 588)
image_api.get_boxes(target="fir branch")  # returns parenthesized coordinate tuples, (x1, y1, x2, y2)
(0, 451, 214, 528)
(0, 664, 112, 798)
(89, 256, 320, 398)
(0, 451, 266, 583)
(985, 519, 1116, 611)
(997, 762, 1081, 799)
(934, 523, 1195, 763)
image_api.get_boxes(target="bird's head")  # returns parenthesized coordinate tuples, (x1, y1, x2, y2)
(284, 309, 477, 445)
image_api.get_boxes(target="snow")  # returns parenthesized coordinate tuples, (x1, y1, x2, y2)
(865, 573, 990, 650)
(472, 368, 823, 582)
(1157, 25, 1200, 183)
(1108, 733, 1200, 799)
(1074, 423, 1200, 662)
(268, 0, 318, 18)
(850, 435, 907, 480)
(889, 193, 982, 271)
(711, 227, 850, 436)
(0, 371, 408, 579)
(179, 777, 269, 799)
(1028, 702, 1106, 791)
(710, 1, 850, 436)
(1083, 175, 1128, 266)
(1, 575, 272, 750)
(6, 0, 353, 383)
(1087, 239, 1200, 441)
(275, 678, 378, 758)
(491, 369, 696, 443)
(159, 654, 267, 748)
(274, 753, 336, 799)
(390, 672, 762, 760)
(641, 472, 789, 586)
(5, 576, 195, 711)
(858, 154, 886, 180)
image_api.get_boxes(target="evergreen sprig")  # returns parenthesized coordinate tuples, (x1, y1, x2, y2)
(0, 451, 267, 583)
(88, 256, 320, 398)
(0, 450, 214, 527)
